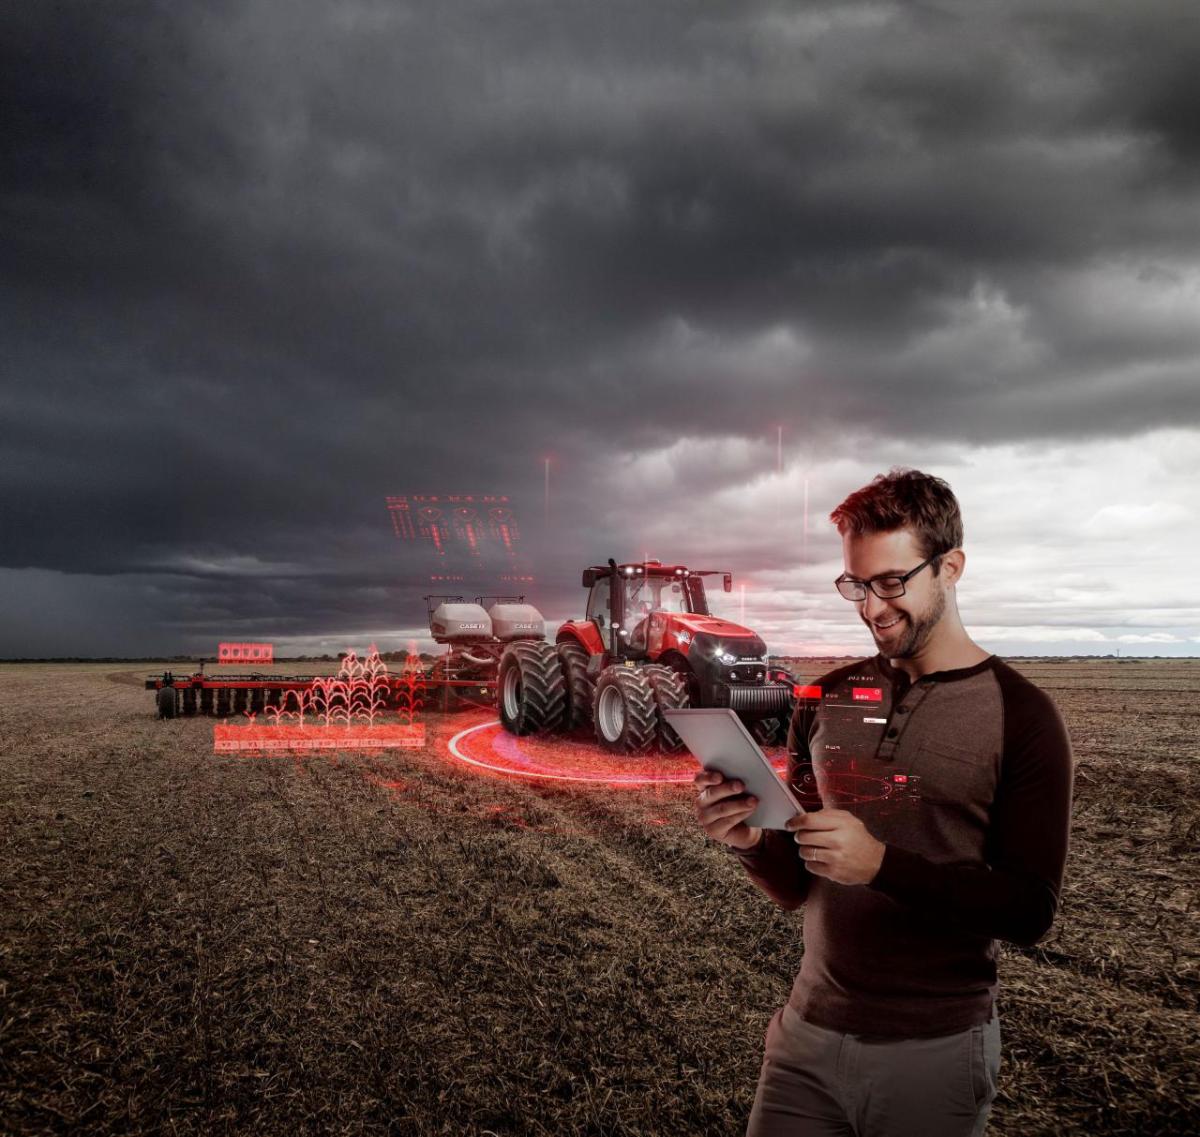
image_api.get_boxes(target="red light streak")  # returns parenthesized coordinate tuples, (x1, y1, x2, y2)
(444, 719, 789, 787)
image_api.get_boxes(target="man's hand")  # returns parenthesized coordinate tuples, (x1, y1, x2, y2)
(784, 808, 885, 885)
(693, 769, 763, 851)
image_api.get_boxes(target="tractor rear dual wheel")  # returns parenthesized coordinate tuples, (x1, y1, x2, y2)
(498, 641, 567, 735)
(556, 640, 595, 732)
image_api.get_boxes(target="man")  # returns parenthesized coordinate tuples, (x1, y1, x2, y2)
(694, 468, 1074, 1137)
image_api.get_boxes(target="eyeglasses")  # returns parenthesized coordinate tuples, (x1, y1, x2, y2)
(834, 552, 942, 601)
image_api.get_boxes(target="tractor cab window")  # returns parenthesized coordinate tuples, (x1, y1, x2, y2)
(658, 581, 688, 614)
(685, 575, 710, 615)
(623, 576, 691, 618)
(586, 581, 611, 627)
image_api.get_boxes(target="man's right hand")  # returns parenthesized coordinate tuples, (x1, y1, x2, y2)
(693, 768, 763, 851)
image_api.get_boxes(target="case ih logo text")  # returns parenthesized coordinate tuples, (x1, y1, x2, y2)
(218, 642, 274, 665)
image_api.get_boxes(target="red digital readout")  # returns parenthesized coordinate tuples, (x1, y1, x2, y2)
(386, 495, 520, 557)
(794, 684, 822, 699)
(852, 687, 882, 702)
(893, 774, 909, 783)
(218, 642, 274, 665)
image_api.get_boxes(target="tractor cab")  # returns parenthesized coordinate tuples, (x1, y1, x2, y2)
(580, 559, 730, 661)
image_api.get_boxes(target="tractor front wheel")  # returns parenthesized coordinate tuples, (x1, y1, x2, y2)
(593, 666, 657, 755)
(498, 641, 567, 735)
(642, 664, 689, 753)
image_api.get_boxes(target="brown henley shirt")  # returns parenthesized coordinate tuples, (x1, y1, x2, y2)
(728, 652, 1074, 1038)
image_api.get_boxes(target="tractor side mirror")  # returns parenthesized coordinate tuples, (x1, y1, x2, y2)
(582, 569, 597, 588)
(723, 573, 733, 593)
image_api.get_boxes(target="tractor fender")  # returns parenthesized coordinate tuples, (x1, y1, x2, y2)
(556, 626, 607, 678)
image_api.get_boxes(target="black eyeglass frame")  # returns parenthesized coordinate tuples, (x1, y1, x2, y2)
(833, 551, 946, 601)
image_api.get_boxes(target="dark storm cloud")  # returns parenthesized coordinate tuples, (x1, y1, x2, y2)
(2, 0, 1199, 653)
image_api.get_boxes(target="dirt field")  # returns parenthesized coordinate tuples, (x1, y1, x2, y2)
(1, 659, 1197, 1136)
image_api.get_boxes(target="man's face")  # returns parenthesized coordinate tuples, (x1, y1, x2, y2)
(840, 528, 947, 659)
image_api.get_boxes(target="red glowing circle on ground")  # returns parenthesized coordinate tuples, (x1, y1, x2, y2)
(445, 718, 789, 787)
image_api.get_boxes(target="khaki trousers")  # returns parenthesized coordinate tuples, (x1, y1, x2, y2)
(746, 1002, 1001, 1137)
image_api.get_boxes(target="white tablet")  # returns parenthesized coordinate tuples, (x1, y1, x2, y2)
(664, 707, 805, 830)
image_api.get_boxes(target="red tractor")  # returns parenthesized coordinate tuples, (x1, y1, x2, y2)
(497, 558, 795, 753)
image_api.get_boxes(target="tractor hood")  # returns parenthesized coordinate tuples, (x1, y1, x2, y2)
(669, 613, 761, 641)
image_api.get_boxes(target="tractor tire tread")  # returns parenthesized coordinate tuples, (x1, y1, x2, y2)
(593, 665, 658, 755)
(556, 640, 595, 731)
(499, 641, 567, 735)
(642, 664, 690, 752)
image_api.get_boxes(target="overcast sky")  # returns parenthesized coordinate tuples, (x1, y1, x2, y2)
(2, 1, 1198, 658)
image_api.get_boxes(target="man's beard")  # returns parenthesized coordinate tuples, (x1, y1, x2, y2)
(872, 586, 946, 659)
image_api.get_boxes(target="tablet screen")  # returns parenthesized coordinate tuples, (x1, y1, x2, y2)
(664, 707, 804, 830)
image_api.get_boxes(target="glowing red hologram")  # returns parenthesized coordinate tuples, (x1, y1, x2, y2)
(387, 495, 520, 552)
(852, 687, 882, 702)
(214, 645, 426, 753)
(386, 497, 418, 539)
(218, 642, 274, 665)
(488, 507, 518, 551)
(394, 640, 426, 727)
(452, 507, 482, 555)
(442, 718, 790, 788)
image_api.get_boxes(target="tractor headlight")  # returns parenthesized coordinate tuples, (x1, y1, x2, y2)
(719, 651, 738, 666)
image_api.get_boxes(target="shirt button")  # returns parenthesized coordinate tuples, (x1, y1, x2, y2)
(895, 705, 908, 714)
(886, 727, 898, 738)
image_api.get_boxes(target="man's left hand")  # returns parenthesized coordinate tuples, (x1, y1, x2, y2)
(785, 808, 886, 886)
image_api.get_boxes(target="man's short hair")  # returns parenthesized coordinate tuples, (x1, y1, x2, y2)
(829, 468, 963, 575)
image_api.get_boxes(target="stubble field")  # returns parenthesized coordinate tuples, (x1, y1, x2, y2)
(1, 658, 1197, 1136)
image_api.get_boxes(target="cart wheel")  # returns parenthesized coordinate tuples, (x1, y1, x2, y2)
(156, 687, 177, 720)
